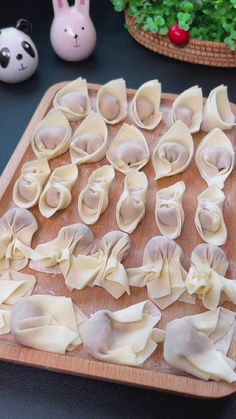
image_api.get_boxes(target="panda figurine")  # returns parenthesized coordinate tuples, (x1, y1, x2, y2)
(0, 19, 38, 83)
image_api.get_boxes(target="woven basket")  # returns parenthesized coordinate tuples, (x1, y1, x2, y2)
(125, 12, 236, 68)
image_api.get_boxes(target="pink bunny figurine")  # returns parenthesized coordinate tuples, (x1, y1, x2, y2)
(50, 0, 96, 61)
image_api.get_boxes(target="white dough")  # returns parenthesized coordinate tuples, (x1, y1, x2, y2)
(70, 111, 108, 165)
(0, 271, 36, 305)
(116, 170, 148, 233)
(96, 78, 128, 125)
(195, 128, 234, 189)
(0, 208, 38, 272)
(170, 86, 203, 133)
(152, 120, 194, 180)
(194, 185, 227, 246)
(106, 123, 150, 175)
(130, 80, 162, 130)
(53, 77, 91, 121)
(10, 295, 87, 354)
(39, 163, 78, 218)
(185, 244, 236, 310)
(83, 300, 164, 366)
(31, 108, 72, 160)
(164, 308, 236, 382)
(155, 181, 185, 239)
(78, 165, 115, 225)
(127, 236, 190, 309)
(13, 159, 51, 209)
(201, 85, 236, 132)
(65, 231, 130, 299)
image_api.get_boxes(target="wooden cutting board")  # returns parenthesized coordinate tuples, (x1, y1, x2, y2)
(0, 82, 235, 398)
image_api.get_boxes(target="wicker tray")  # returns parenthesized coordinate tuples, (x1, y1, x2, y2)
(0, 82, 236, 398)
(125, 12, 236, 68)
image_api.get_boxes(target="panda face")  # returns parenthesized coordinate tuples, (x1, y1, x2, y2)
(0, 27, 38, 83)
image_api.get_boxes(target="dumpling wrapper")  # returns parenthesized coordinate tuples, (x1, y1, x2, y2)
(0, 307, 11, 335)
(201, 85, 236, 132)
(152, 120, 194, 180)
(10, 295, 87, 354)
(96, 78, 127, 125)
(106, 123, 150, 175)
(164, 308, 236, 382)
(13, 159, 51, 209)
(195, 185, 227, 246)
(130, 80, 162, 130)
(31, 108, 72, 160)
(30, 223, 94, 277)
(116, 170, 148, 234)
(155, 181, 185, 239)
(127, 236, 191, 309)
(39, 163, 78, 218)
(185, 243, 236, 310)
(78, 165, 115, 225)
(0, 271, 36, 305)
(65, 231, 130, 299)
(170, 85, 203, 133)
(53, 77, 91, 121)
(83, 300, 164, 366)
(70, 111, 108, 166)
(195, 128, 234, 190)
(0, 208, 38, 272)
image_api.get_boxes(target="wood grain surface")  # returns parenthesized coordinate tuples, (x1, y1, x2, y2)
(0, 82, 235, 398)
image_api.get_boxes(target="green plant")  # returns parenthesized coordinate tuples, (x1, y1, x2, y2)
(111, 0, 236, 50)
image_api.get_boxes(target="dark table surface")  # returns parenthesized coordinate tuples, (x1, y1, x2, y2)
(0, 1, 235, 417)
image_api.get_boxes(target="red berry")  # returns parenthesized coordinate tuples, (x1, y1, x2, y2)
(168, 24, 190, 46)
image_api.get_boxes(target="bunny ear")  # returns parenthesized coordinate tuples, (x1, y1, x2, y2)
(52, 0, 69, 16)
(75, 0, 90, 14)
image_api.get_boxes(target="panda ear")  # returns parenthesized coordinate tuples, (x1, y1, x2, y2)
(16, 19, 32, 35)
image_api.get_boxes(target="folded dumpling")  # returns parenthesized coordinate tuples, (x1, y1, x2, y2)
(31, 108, 72, 160)
(70, 111, 108, 166)
(96, 78, 127, 125)
(0, 271, 36, 305)
(0, 208, 38, 272)
(78, 165, 115, 225)
(195, 128, 234, 190)
(13, 159, 51, 209)
(195, 186, 227, 246)
(106, 123, 149, 175)
(152, 121, 194, 180)
(127, 236, 188, 309)
(185, 243, 236, 310)
(201, 85, 236, 132)
(53, 77, 91, 121)
(170, 86, 203, 133)
(30, 223, 94, 275)
(10, 295, 87, 354)
(116, 170, 148, 234)
(155, 181, 185, 239)
(0, 307, 11, 335)
(130, 80, 162, 130)
(83, 300, 164, 366)
(164, 308, 236, 382)
(39, 163, 78, 218)
(65, 231, 130, 299)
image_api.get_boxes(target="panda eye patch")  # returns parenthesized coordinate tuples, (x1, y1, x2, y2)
(21, 41, 35, 58)
(0, 47, 10, 68)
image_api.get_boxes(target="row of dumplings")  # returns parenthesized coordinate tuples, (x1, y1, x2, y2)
(0, 292, 235, 383)
(1, 208, 235, 311)
(13, 160, 228, 246)
(52, 77, 236, 133)
(30, 103, 235, 186)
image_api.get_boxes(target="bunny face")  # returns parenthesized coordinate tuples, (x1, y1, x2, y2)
(50, 0, 96, 62)
(0, 20, 38, 83)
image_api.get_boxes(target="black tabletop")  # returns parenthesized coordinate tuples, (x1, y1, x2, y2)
(0, 1, 235, 417)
